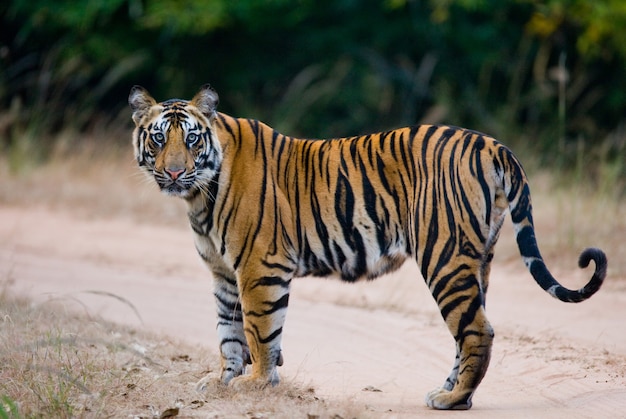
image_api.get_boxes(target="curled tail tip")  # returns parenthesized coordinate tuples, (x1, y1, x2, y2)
(576, 247, 607, 300)
(541, 247, 607, 303)
(578, 247, 607, 272)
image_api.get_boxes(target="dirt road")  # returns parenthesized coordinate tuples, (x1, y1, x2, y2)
(2, 206, 625, 417)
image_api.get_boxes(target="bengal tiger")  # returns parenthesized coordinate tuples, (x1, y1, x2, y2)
(128, 84, 606, 410)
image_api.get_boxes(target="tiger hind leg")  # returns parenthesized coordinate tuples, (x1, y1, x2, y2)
(425, 266, 494, 410)
(441, 351, 461, 392)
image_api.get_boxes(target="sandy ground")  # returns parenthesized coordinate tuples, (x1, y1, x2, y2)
(2, 205, 626, 418)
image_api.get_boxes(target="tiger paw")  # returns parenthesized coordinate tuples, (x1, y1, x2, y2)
(228, 369, 280, 391)
(195, 372, 224, 392)
(425, 388, 473, 410)
(228, 375, 268, 391)
(197, 363, 249, 391)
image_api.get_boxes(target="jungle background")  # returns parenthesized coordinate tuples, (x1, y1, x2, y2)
(1, 0, 626, 187)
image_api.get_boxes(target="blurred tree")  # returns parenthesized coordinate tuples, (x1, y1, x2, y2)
(0, 0, 625, 174)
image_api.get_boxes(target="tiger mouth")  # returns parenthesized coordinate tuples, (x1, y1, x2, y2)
(156, 178, 194, 197)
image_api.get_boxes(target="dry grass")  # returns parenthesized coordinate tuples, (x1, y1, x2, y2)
(0, 290, 351, 418)
(0, 139, 188, 227)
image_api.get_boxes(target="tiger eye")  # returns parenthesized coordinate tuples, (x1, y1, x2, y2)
(152, 132, 165, 145)
(187, 132, 199, 146)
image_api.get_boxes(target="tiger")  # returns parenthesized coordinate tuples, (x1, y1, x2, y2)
(128, 84, 607, 410)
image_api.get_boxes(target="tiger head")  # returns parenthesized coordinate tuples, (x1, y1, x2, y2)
(128, 85, 222, 199)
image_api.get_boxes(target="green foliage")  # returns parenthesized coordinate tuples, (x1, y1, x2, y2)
(0, 395, 20, 419)
(139, 0, 229, 34)
(1, 0, 626, 182)
(525, 0, 626, 58)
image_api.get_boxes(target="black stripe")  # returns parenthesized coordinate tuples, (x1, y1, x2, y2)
(245, 294, 290, 317)
(261, 260, 294, 273)
(247, 323, 283, 345)
(516, 225, 541, 259)
(250, 276, 291, 290)
(309, 180, 334, 266)
(358, 158, 386, 251)
(220, 337, 247, 346)
(510, 184, 531, 224)
(431, 263, 471, 301)
(214, 292, 242, 313)
(440, 294, 471, 320)
(438, 276, 477, 309)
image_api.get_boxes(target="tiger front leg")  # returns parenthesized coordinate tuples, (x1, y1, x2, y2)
(229, 274, 291, 390)
(425, 273, 494, 410)
(197, 272, 249, 390)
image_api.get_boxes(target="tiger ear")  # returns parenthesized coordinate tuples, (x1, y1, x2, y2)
(191, 84, 219, 120)
(129, 85, 157, 125)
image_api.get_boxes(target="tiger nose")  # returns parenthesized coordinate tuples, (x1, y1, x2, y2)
(165, 167, 185, 180)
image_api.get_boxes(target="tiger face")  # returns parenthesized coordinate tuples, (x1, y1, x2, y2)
(128, 85, 222, 199)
